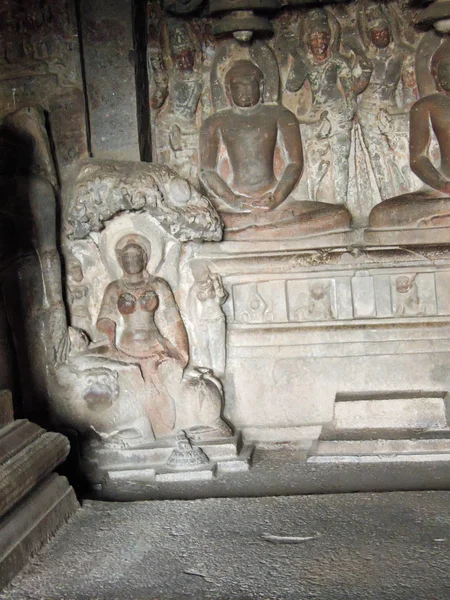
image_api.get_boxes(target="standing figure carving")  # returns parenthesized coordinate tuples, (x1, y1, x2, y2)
(188, 262, 227, 378)
(0, 106, 67, 418)
(67, 258, 93, 339)
(286, 9, 363, 205)
(200, 57, 351, 240)
(150, 18, 203, 182)
(355, 1, 416, 200)
(393, 275, 424, 317)
(369, 39, 450, 229)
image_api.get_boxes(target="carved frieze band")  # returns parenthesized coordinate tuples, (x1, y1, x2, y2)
(227, 270, 450, 324)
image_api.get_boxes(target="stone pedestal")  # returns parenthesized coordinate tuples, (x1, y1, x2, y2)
(0, 390, 78, 590)
(191, 240, 450, 457)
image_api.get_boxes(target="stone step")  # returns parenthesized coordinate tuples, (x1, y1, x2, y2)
(0, 473, 79, 590)
(83, 436, 242, 472)
(0, 390, 13, 428)
(0, 420, 43, 465)
(0, 431, 70, 519)
(312, 436, 450, 457)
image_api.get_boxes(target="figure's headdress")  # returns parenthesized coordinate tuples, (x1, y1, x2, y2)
(307, 9, 331, 38)
(365, 3, 389, 31)
(115, 234, 151, 266)
(168, 18, 194, 54)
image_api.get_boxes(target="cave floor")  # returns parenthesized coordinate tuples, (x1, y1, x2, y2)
(1, 490, 449, 600)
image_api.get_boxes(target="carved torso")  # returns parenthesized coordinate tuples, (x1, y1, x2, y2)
(359, 46, 403, 109)
(211, 105, 283, 196)
(413, 93, 450, 179)
(306, 55, 354, 118)
(99, 277, 172, 359)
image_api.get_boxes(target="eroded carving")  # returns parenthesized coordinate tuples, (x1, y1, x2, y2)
(187, 261, 227, 377)
(68, 160, 222, 242)
(369, 38, 450, 230)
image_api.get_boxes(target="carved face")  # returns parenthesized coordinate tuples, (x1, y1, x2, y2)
(395, 276, 412, 294)
(83, 369, 120, 412)
(119, 243, 147, 275)
(191, 261, 210, 283)
(174, 49, 194, 73)
(226, 61, 263, 108)
(309, 32, 330, 59)
(310, 283, 326, 300)
(370, 27, 390, 48)
(230, 75, 261, 108)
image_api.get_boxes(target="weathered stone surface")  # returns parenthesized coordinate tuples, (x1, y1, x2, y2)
(0, 429, 70, 519)
(0, 0, 88, 178)
(0, 474, 78, 590)
(4, 0, 450, 501)
(1, 492, 450, 599)
(0, 392, 13, 429)
(80, 0, 141, 161)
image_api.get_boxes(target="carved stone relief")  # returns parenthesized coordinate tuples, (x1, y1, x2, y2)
(3, 0, 450, 500)
(146, 0, 439, 239)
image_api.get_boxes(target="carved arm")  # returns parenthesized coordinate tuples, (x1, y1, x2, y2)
(271, 109, 304, 209)
(410, 99, 450, 193)
(199, 116, 248, 211)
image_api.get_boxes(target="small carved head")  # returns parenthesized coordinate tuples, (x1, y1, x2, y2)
(83, 368, 120, 412)
(225, 60, 264, 108)
(310, 282, 327, 301)
(115, 235, 150, 276)
(307, 9, 331, 59)
(174, 48, 195, 73)
(395, 275, 414, 294)
(169, 20, 195, 73)
(369, 24, 390, 48)
(191, 260, 210, 283)
(309, 32, 330, 59)
(67, 259, 84, 283)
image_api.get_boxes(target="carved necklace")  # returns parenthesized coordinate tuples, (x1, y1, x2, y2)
(123, 272, 150, 291)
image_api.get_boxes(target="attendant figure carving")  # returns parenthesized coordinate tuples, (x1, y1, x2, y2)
(151, 18, 203, 182)
(355, 2, 416, 199)
(294, 282, 334, 321)
(94, 234, 230, 439)
(188, 262, 227, 378)
(200, 59, 351, 240)
(393, 275, 424, 317)
(285, 9, 364, 204)
(369, 40, 450, 229)
(67, 258, 93, 339)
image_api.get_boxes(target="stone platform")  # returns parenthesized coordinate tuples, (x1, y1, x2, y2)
(82, 433, 253, 499)
(177, 239, 450, 496)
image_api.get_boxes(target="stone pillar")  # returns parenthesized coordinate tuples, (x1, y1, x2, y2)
(80, 0, 142, 161)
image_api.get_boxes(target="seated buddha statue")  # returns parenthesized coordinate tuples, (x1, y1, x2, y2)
(95, 234, 230, 439)
(199, 60, 351, 241)
(369, 49, 450, 230)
